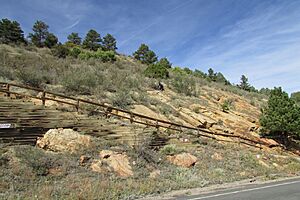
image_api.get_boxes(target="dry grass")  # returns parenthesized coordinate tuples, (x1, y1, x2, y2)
(1, 138, 299, 200)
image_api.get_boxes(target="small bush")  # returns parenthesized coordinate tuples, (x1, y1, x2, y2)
(170, 73, 197, 96)
(62, 67, 97, 94)
(52, 45, 70, 58)
(221, 100, 230, 112)
(193, 106, 201, 113)
(144, 63, 169, 79)
(110, 89, 133, 109)
(14, 146, 54, 176)
(69, 47, 81, 58)
(0, 65, 13, 80)
(16, 67, 44, 88)
(160, 144, 183, 155)
(79, 50, 116, 62)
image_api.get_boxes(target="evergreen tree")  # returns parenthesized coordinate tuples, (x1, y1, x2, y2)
(291, 91, 300, 105)
(0, 18, 25, 44)
(144, 63, 169, 79)
(82, 29, 102, 51)
(52, 44, 69, 58)
(208, 68, 216, 81)
(239, 75, 251, 91)
(194, 69, 207, 79)
(102, 33, 117, 51)
(133, 44, 157, 65)
(67, 32, 81, 45)
(215, 72, 230, 85)
(28, 20, 49, 47)
(183, 67, 193, 74)
(260, 87, 300, 145)
(157, 57, 172, 68)
(259, 88, 272, 96)
(44, 33, 58, 48)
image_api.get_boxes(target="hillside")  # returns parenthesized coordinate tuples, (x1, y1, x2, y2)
(0, 44, 269, 141)
(0, 44, 300, 199)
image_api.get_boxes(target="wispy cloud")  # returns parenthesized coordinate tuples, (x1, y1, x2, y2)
(178, 1, 300, 93)
(1, 0, 299, 93)
(63, 19, 81, 31)
(118, 0, 194, 47)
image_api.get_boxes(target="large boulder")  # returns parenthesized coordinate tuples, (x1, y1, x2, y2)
(167, 153, 197, 168)
(36, 128, 92, 153)
(91, 150, 133, 177)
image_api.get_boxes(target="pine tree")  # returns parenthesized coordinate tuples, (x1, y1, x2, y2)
(0, 18, 25, 44)
(29, 20, 50, 47)
(208, 68, 216, 81)
(82, 29, 102, 51)
(45, 33, 58, 48)
(157, 57, 172, 68)
(133, 44, 157, 65)
(260, 87, 300, 145)
(67, 32, 81, 45)
(102, 33, 117, 51)
(239, 75, 250, 91)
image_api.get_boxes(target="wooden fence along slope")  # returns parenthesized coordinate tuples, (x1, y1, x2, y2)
(0, 81, 276, 148)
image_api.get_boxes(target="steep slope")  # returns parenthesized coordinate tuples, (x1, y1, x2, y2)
(0, 44, 277, 148)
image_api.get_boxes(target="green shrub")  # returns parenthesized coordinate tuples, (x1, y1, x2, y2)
(193, 106, 201, 113)
(221, 99, 233, 112)
(0, 65, 13, 80)
(171, 66, 187, 75)
(13, 146, 54, 176)
(52, 44, 70, 58)
(62, 68, 97, 94)
(79, 50, 116, 62)
(170, 73, 197, 96)
(160, 144, 183, 155)
(144, 63, 169, 79)
(110, 89, 133, 109)
(69, 47, 81, 58)
(291, 91, 300, 105)
(16, 67, 44, 88)
(98, 50, 116, 62)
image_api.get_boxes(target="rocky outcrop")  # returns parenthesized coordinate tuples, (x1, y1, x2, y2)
(91, 150, 133, 177)
(167, 153, 197, 168)
(36, 128, 92, 153)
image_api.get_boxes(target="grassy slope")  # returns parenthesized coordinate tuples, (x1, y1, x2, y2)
(0, 44, 299, 199)
(0, 44, 268, 140)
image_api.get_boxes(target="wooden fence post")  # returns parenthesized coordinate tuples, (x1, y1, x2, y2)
(76, 99, 80, 112)
(6, 84, 10, 97)
(42, 91, 46, 105)
(130, 112, 133, 123)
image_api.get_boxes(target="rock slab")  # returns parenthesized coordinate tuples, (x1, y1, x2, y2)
(167, 153, 197, 168)
(37, 128, 92, 153)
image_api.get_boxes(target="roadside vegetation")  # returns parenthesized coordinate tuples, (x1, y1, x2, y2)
(0, 137, 299, 199)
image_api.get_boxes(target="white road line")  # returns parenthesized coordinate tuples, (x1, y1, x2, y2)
(188, 180, 300, 200)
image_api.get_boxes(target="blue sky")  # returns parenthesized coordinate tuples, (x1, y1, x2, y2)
(1, 0, 300, 93)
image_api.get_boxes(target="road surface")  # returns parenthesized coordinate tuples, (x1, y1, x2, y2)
(177, 177, 300, 200)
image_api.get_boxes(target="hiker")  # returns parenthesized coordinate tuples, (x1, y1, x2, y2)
(157, 82, 164, 91)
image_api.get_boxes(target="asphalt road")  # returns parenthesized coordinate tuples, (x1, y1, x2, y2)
(178, 177, 300, 200)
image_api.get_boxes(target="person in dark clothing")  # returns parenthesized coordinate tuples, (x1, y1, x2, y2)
(157, 82, 164, 91)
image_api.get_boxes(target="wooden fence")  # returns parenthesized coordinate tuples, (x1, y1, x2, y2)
(0, 81, 275, 148)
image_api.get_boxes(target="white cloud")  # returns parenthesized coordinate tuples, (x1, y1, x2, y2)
(179, 1, 300, 93)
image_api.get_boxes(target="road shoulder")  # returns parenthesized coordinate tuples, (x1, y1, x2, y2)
(140, 175, 300, 200)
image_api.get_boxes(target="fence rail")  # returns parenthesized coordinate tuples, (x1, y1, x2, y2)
(0, 81, 276, 148)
